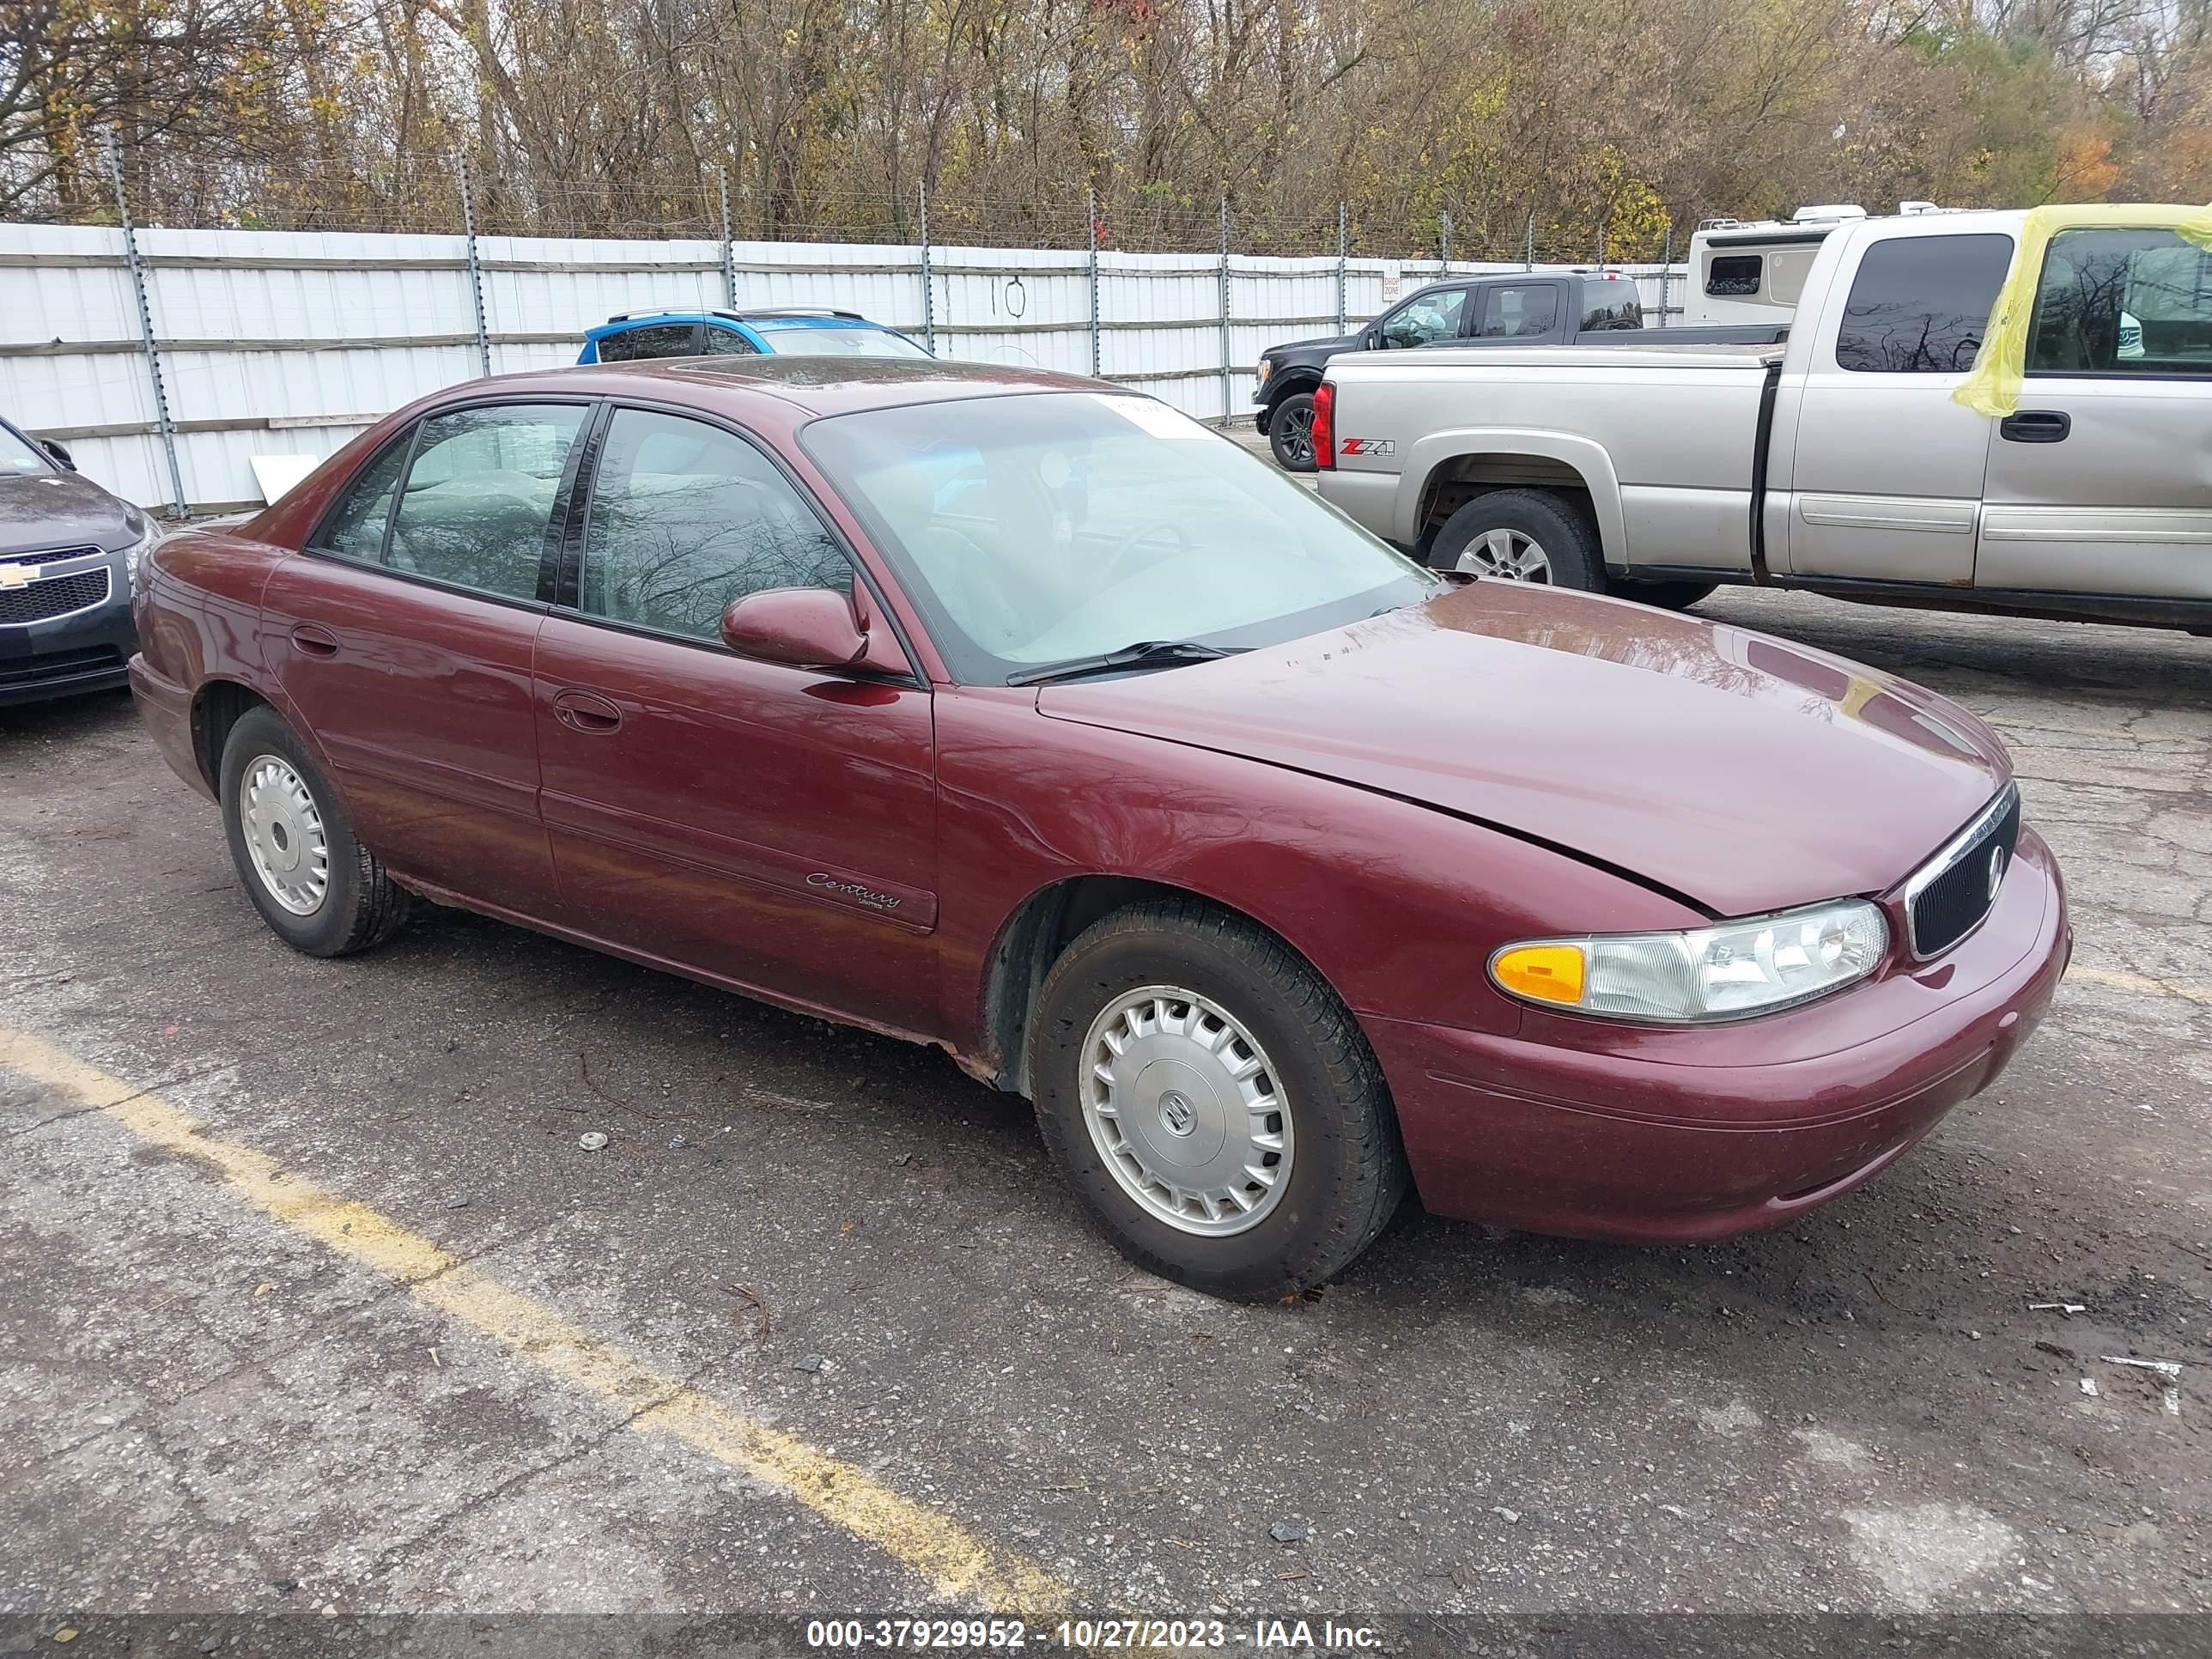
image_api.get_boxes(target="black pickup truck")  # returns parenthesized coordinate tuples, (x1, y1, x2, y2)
(1253, 270, 1791, 471)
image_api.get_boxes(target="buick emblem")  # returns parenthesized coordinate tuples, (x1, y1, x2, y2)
(1158, 1091, 1198, 1138)
(1986, 844, 2006, 902)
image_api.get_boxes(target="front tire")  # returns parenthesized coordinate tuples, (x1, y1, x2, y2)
(1267, 392, 1319, 472)
(219, 705, 410, 957)
(1427, 488, 1602, 591)
(1030, 899, 1407, 1299)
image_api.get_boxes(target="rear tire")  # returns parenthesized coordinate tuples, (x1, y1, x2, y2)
(1267, 392, 1319, 472)
(1030, 899, 1407, 1300)
(219, 706, 410, 958)
(1426, 489, 1602, 592)
(1615, 578, 1717, 611)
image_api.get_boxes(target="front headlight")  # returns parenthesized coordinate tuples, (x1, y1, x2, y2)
(1255, 357, 1273, 386)
(1488, 899, 1888, 1024)
(123, 522, 159, 595)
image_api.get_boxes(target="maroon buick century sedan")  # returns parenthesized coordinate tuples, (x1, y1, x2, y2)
(131, 358, 2069, 1298)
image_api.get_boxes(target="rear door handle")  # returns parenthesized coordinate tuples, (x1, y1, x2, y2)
(551, 688, 623, 734)
(289, 623, 339, 658)
(1998, 410, 2070, 443)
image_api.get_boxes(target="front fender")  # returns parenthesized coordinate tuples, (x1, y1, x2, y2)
(1397, 427, 1626, 561)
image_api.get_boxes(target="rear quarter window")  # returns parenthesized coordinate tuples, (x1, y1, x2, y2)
(1833, 234, 2014, 374)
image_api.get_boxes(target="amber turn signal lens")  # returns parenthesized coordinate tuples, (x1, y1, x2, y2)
(1490, 944, 1586, 1006)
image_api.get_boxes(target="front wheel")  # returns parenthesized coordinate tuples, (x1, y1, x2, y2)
(1030, 899, 1407, 1299)
(1267, 392, 1319, 472)
(219, 705, 410, 957)
(1426, 488, 1602, 591)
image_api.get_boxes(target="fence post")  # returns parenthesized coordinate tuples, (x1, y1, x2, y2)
(716, 165, 738, 310)
(1334, 204, 1347, 334)
(101, 133, 186, 520)
(1657, 224, 1674, 327)
(1086, 186, 1102, 379)
(1217, 194, 1232, 425)
(458, 154, 491, 377)
(1524, 210, 1535, 270)
(1440, 209, 1453, 272)
(1595, 210, 1607, 270)
(918, 182, 935, 356)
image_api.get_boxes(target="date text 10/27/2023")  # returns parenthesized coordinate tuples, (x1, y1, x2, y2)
(804, 1619, 1385, 1650)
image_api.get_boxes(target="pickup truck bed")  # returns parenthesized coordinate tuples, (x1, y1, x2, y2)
(1316, 208, 2212, 632)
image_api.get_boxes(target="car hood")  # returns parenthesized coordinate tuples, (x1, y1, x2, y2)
(1036, 583, 2011, 917)
(0, 470, 139, 560)
(1268, 333, 1361, 362)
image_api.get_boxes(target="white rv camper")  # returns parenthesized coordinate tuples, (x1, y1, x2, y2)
(1679, 203, 1954, 327)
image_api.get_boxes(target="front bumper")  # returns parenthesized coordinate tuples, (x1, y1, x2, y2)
(1367, 825, 2070, 1243)
(0, 586, 136, 706)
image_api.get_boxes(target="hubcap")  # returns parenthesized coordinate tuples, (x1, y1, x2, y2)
(240, 754, 330, 916)
(1277, 404, 1316, 467)
(1080, 986, 1293, 1236)
(1455, 526, 1553, 581)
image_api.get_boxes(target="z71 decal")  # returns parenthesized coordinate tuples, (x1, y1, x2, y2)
(1338, 438, 1395, 457)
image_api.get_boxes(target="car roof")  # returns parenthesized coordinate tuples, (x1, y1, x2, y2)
(591, 307, 894, 331)
(471, 356, 1114, 419)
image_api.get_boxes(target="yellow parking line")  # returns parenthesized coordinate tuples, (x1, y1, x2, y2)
(0, 1026, 1073, 1618)
(2065, 964, 2212, 1007)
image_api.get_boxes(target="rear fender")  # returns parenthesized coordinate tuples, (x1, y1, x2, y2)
(1399, 428, 1625, 561)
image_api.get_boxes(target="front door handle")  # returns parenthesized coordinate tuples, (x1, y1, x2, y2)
(289, 623, 339, 658)
(551, 688, 623, 734)
(1998, 410, 2071, 443)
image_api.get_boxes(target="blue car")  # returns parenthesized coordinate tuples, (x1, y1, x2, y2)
(579, 307, 930, 365)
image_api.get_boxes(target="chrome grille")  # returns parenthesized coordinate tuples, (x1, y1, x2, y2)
(1904, 785, 2021, 960)
(0, 559, 111, 626)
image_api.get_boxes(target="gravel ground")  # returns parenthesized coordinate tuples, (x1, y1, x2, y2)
(1, 586, 2208, 1655)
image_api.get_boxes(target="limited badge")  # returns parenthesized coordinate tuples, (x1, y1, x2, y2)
(0, 563, 33, 590)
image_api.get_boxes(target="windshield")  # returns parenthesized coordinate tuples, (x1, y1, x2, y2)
(757, 325, 929, 359)
(802, 392, 1440, 683)
(0, 422, 52, 475)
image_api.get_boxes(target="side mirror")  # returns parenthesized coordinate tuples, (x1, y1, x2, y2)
(719, 586, 908, 676)
(43, 440, 74, 471)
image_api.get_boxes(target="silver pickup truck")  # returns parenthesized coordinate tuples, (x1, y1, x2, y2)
(1316, 209, 2212, 630)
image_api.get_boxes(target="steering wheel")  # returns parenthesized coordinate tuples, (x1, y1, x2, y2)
(1098, 516, 1194, 589)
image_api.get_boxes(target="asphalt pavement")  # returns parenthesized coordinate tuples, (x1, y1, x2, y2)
(2, 586, 2208, 1656)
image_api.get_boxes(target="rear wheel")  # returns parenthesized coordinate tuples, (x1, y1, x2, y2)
(1267, 392, 1319, 472)
(220, 706, 410, 957)
(1030, 899, 1407, 1300)
(1427, 488, 1602, 592)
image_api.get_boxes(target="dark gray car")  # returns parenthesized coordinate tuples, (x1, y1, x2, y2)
(0, 416, 149, 705)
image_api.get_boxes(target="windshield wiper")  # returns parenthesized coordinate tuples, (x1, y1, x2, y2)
(1006, 640, 1243, 687)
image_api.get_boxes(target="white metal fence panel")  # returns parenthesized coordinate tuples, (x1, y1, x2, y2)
(0, 220, 1684, 514)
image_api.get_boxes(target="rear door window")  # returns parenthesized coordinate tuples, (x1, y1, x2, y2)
(1474, 284, 1563, 339)
(386, 404, 587, 601)
(2028, 227, 2212, 376)
(1833, 234, 2014, 374)
(596, 323, 704, 362)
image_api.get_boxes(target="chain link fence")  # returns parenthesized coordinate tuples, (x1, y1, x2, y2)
(3, 147, 1695, 516)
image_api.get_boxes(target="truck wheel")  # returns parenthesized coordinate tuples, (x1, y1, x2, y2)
(1427, 489, 1602, 591)
(1616, 579, 1717, 611)
(1267, 392, 1319, 472)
